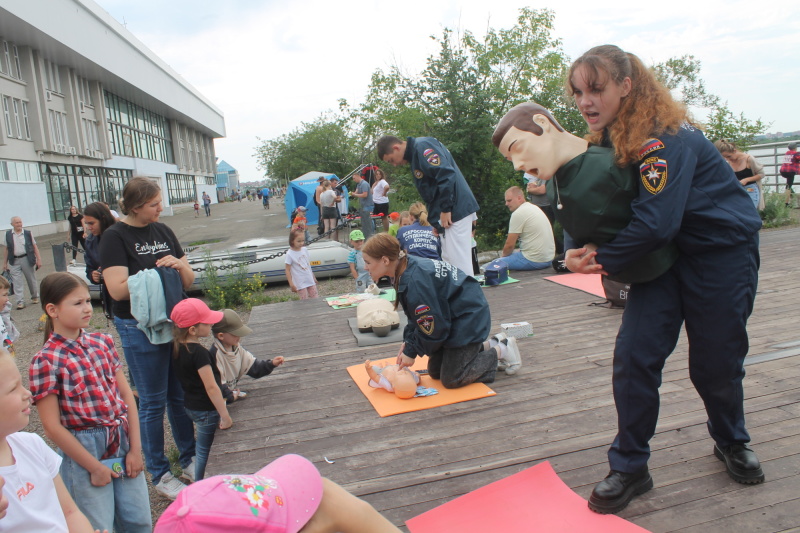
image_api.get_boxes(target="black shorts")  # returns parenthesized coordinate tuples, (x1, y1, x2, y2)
(322, 206, 338, 219)
(373, 203, 390, 216)
(781, 171, 795, 189)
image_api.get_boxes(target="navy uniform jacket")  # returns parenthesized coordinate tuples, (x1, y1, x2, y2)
(403, 137, 480, 231)
(398, 256, 490, 358)
(595, 124, 762, 275)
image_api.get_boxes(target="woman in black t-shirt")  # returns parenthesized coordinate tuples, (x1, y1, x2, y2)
(65, 205, 86, 263)
(100, 177, 197, 500)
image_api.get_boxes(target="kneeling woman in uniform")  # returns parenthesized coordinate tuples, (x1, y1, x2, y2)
(361, 233, 522, 387)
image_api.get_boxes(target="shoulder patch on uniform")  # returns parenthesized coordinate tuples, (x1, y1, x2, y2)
(427, 153, 440, 166)
(415, 304, 430, 315)
(423, 148, 434, 157)
(639, 138, 665, 159)
(417, 315, 434, 336)
(413, 169, 423, 179)
(640, 157, 668, 194)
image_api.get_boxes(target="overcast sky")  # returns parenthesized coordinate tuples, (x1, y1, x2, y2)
(95, 0, 799, 181)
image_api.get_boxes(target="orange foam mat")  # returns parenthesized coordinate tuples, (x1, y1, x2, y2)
(543, 272, 605, 298)
(346, 356, 496, 417)
(406, 461, 651, 533)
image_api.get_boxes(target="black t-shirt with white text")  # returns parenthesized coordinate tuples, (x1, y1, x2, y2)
(99, 221, 184, 319)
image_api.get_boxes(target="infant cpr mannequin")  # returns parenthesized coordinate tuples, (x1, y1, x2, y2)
(365, 359, 420, 399)
(356, 298, 400, 337)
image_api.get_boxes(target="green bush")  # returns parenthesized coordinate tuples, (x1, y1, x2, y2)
(760, 193, 793, 228)
(201, 254, 267, 310)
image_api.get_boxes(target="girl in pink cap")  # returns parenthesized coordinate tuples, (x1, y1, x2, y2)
(170, 298, 232, 482)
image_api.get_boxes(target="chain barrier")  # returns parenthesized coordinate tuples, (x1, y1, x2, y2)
(189, 217, 355, 273)
(62, 242, 85, 255)
(61, 217, 362, 274)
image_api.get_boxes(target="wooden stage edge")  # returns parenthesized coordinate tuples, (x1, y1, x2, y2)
(208, 226, 800, 533)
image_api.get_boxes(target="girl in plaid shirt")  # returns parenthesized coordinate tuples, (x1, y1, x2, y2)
(29, 273, 151, 532)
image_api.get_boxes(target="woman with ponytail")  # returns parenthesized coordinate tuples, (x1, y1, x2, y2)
(361, 234, 522, 388)
(565, 44, 763, 514)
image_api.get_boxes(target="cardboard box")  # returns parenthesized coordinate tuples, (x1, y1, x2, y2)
(500, 321, 533, 338)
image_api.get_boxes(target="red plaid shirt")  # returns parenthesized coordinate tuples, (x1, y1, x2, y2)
(29, 331, 127, 431)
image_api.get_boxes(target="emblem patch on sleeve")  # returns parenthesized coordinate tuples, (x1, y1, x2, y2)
(638, 138, 665, 159)
(423, 148, 434, 157)
(414, 169, 423, 179)
(417, 315, 435, 336)
(640, 157, 668, 194)
(415, 305, 430, 315)
(426, 153, 440, 166)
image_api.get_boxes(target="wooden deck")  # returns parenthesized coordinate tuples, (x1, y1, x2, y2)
(207, 227, 800, 532)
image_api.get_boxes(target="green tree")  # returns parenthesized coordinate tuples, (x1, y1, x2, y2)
(356, 8, 580, 246)
(653, 55, 769, 147)
(254, 112, 362, 182)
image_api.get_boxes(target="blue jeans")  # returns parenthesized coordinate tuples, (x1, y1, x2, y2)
(483, 251, 550, 271)
(114, 317, 195, 484)
(59, 427, 152, 532)
(184, 408, 220, 481)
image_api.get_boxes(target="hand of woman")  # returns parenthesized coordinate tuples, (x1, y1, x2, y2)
(739, 178, 749, 186)
(219, 415, 233, 430)
(91, 270, 102, 283)
(155, 255, 182, 270)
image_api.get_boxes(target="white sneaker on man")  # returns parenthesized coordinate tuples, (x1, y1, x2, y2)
(500, 337, 522, 375)
(154, 472, 187, 500)
(180, 458, 196, 484)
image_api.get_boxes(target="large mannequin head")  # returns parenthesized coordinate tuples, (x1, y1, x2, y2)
(493, 102, 584, 181)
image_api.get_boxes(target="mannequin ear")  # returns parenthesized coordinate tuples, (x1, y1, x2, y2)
(532, 114, 552, 133)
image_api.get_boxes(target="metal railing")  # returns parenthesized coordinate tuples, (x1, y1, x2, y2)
(747, 140, 797, 194)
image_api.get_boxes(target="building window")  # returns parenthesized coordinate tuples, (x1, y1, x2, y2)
(82, 118, 100, 153)
(0, 160, 41, 182)
(2, 96, 11, 137)
(20, 101, 30, 139)
(2, 42, 11, 77)
(104, 91, 173, 163)
(11, 99, 22, 139)
(166, 173, 197, 205)
(44, 59, 62, 93)
(40, 164, 131, 221)
(12, 45, 21, 80)
(48, 109, 70, 150)
(76, 76, 94, 107)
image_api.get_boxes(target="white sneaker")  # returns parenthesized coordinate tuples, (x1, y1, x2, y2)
(500, 337, 522, 376)
(154, 472, 187, 500)
(180, 458, 196, 484)
(70, 259, 76, 265)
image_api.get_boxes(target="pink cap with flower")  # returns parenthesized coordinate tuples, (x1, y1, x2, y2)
(155, 454, 323, 533)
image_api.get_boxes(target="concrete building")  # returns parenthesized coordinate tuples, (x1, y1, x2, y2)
(0, 0, 225, 234)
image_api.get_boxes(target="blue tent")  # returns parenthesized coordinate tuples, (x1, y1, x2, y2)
(284, 171, 348, 226)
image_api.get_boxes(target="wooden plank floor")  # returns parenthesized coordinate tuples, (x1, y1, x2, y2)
(207, 227, 800, 532)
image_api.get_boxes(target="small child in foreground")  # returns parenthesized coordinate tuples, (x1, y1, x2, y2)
(154, 454, 401, 533)
(171, 298, 233, 481)
(0, 346, 108, 533)
(210, 308, 284, 402)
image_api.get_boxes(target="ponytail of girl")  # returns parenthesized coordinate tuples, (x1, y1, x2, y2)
(408, 202, 430, 227)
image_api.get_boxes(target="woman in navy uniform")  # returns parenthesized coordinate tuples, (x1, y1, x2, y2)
(566, 45, 764, 514)
(361, 234, 523, 385)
